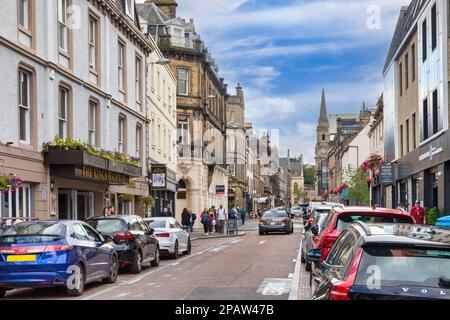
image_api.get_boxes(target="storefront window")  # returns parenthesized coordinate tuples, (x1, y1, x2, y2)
(0, 184, 32, 219)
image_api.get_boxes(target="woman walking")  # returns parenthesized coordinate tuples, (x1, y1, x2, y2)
(181, 208, 191, 232)
(200, 208, 211, 236)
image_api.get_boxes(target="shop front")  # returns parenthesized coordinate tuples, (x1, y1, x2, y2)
(149, 165, 177, 217)
(44, 150, 142, 221)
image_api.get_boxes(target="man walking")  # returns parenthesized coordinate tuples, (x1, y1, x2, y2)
(217, 204, 227, 235)
(410, 200, 427, 224)
(240, 207, 247, 225)
(181, 208, 191, 231)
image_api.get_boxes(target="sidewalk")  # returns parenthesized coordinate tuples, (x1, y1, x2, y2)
(190, 219, 259, 241)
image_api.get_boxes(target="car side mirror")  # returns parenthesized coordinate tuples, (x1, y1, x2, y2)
(147, 228, 155, 235)
(306, 249, 323, 263)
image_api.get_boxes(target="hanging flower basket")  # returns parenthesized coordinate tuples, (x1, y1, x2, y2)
(140, 196, 155, 210)
(360, 153, 384, 173)
(119, 194, 134, 203)
(0, 173, 24, 192)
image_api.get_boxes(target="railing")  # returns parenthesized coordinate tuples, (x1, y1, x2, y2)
(170, 36, 193, 49)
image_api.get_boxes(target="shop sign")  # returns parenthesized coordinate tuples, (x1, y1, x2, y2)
(419, 144, 443, 162)
(151, 166, 167, 190)
(380, 164, 394, 185)
(80, 166, 128, 184)
(216, 185, 226, 195)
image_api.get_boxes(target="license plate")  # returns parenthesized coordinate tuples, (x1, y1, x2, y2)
(270, 222, 276, 225)
(6, 255, 36, 262)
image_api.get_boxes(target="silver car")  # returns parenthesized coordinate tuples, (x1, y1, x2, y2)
(144, 217, 191, 259)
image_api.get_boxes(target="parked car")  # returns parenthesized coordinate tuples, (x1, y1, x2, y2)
(0, 220, 119, 298)
(313, 207, 415, 264)
(143, 217, 191, 259)
(307, 222, 450, 300)
(304, 205, 333, 230)
(291, 206, 304, 219)
(301, 209, 330, 271)
(259, 211, 294, 235)
(86, 215, 159, 274)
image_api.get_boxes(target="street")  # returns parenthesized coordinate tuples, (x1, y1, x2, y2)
(2, 220, 313, 300)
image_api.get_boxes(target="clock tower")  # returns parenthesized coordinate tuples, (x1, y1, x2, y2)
(315, 88, 330, 198)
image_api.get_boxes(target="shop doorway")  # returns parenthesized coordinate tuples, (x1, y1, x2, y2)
(58, 189, 94, 221)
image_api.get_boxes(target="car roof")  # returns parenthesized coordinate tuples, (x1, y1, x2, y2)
(314, 205, 333, 210)
(87, 215, 141, 221)
(143, 217, 173, 221)
(332, 206, 411, 217)
(351, 222, 450, 248)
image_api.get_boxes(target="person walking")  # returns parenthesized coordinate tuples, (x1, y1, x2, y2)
(240, 207, 247, 225)
(410, 200, 427, 224)
(163, 204, 173, 217)
(217, 204, 227, 235)
(102, 207, 110, 217)
(108, 205, 116, 216)
(181, 208, 191, 231)
(208, 208, 215, 234)
(190, 211, 197, 233)
(200, 208, 210, 236)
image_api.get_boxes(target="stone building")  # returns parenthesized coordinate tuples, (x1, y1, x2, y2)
(138, 0, 229, 224)
(0, 0, 152, 221)
(315, 89, 330, 199)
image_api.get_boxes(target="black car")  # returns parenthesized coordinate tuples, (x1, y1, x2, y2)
(259, 211, 294, 235)
(307, 222, 450, 300)
(86, 215, 159, 274)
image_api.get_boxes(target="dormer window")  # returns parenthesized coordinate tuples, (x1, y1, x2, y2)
(125, 0, 135, 20)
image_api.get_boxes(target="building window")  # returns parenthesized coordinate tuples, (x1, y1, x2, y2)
(406, 119, 410, 154)
(118, 116, 127, 153)
(125, 0, 134, 20)
(411, 44, 416, 81)
(157, 71, 160, 96)
(58, 87, 68, 139)
(58, 0, 69, 51)
(135, 125, 142, 160)
(400, 124, 404, 157)
(423, 98, 429, 140)
(88, 100, 98, 146)
(18, 0, 32, 30)
(88, 14, 99, 72)
(135, 55, 142, 109)
(322, 134, 325, 141)
(412, 113, 417, 149)
(118, 40, 126, 94)
(432, 89, 439, 134)
(178, 121, 189, 150)
(422, 19, 427, 61)
(399, 62, 403, 96)
(19, 69, 31, 144)
(0, 184, 32, 219)
(431, 4, 437, 50)
(178, 68, 189, 95)
(405, 53, 409, 89)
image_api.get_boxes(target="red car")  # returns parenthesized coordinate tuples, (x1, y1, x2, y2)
(314, 207, 415, 263)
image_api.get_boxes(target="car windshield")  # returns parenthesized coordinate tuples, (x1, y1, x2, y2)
(0, 222, 66, 244)
(336, 214, 413, 232)
(355, 246, 450, 288)
(264, 212, 286, 219)
(147, 220, 166, 228)
(316, 213, 330, 231)
(87, 219, 127, 234)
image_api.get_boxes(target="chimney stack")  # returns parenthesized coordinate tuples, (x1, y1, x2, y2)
(151, 0, 178, 19)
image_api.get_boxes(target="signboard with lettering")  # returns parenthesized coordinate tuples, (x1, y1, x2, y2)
(216, 185, 225, 195)
(80, 166, 129, 184)
(151, 166, 167, 190)
(380, 164, 394, 185)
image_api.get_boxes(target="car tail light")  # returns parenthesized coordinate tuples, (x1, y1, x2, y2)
(156, 233, 170, 238)
(328, 248, 363, 300)
(43, 245, 73, 252)
(114, 232, 133, 241)
(0, 245, 72, 254)
(323, 235, 338, 248)
(281, 219, 288, 224)
(259, 220, 265, 225)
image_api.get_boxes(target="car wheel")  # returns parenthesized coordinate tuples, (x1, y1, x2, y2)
(130, 250, 143, 274)
(185, 238, 192, 255)
(290, 225, 294, 233)
(171, 241, 179, 259)
(305, 261, 312, 272)
(103, 254, 119, 284)
(151, 246, 160, 267)
(0, 288, 6, 299)
(259, 231, 264, 236)
(66, 264, 85, 297)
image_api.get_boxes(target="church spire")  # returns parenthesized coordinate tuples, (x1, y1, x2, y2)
(319, 88, 328, 122)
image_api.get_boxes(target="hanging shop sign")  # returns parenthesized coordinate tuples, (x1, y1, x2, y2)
(216, 185, 226, 195)
(379, 164, 394, 185)
(151, 165, 167, 190)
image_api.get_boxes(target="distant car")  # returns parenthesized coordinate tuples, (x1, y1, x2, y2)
(314, 207, 415, 264)
(291, 206, 304, 219)
(143, 217, 191, 259)
(304, 205, 333, 229)
(308, 222, 450, 300)
(259, 211, 294, 235)
(0, 220, 119, 298)
(86, 215, 160, 274)
(301, 210, 330, 271)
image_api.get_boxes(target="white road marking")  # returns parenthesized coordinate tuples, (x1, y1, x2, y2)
(210, 245, 228, 252)
(258, 240, 266, 245)
(257, 279, 292, 296)
(289, 225, 304, 300)
(230, 239, 243, 244)
(114, 292, 130, 298)
(127, 277, 143, 285)
(171, 262, 180, 266)
(145, 282, 156, 287)
(81, 237, 241, 300)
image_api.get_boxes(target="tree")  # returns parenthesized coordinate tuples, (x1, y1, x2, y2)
(303, 165, 316, 185)
(345, 166, 370, 206)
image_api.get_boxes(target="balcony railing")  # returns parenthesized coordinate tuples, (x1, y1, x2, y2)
(170, 36, 193, 49)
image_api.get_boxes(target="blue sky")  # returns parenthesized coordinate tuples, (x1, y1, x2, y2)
(176, 0, 411, 164)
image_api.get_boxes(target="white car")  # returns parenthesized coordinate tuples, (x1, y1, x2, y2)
(144, 217, 191, 259)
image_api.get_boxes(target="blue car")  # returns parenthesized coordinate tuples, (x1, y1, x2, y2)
(0, 220, 119, 298)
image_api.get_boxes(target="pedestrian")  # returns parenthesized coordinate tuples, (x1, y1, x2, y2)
(410, 200, 427, 224)
(108, 205, 115, 216)
(164, 204, 173, 217)
(190, 211, 197, 233)
(181, 208, 191, 231)
(229, 205, 238, 220)
(102, 207, 109, 217)
(209, 208, 216, 233)
(200, 208, 210, 236)
(217, 204, 227, 235)
(240, 207, 247, 225)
